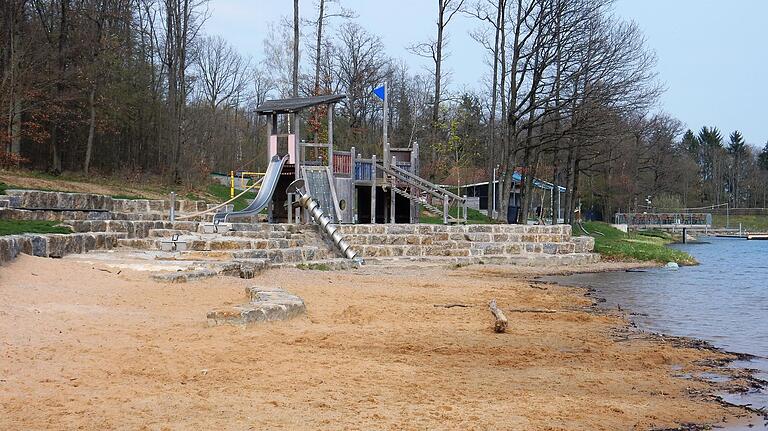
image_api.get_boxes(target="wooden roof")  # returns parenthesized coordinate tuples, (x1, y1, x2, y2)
(255, 94, 346, 114)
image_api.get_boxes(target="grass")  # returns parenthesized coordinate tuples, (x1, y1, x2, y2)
(420, 206, 496, 224)
(0, 181, 7, 195)
(0, 220, 72, 236)
(575, 221, 696, 265)
(206, 183, 258, 211)
(712, 215, 768, 232)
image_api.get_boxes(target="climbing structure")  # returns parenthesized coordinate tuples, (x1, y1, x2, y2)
(253, 94, 467, 227)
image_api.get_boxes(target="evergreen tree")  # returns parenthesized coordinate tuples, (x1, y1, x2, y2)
(759, 142, 768, 171)
(728, 130, 746, 156)
(681, 129, 698, 156)
(698, 126, 723, 148)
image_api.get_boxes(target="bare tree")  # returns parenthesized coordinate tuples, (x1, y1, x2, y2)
(194, 34, 250, 109)
(309, 0, 355, 95)
(162, 0, 208, 182)
(409, 0, 465, 177)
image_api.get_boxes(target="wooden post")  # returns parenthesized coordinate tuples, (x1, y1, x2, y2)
(390, 156, 397, 224)
(351, 146, 357, 222)
(294, 112, 301, 180)
(443, 194, 449, 224)
(412, 141, 420, 223)
(371, 154, 377, 224)
(489, 299, 508, 333)
(328, 103, 334, 172)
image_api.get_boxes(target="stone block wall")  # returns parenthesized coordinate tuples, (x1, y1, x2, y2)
(332, 224, 591, 258)
(66, 220, 200, 238)
(1, 190, 208, 214)
(0, 232, 124, 265)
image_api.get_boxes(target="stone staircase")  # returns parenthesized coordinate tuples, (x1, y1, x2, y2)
(2, 189, 598, 274)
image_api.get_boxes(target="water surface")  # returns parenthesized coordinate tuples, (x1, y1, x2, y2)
(546, 237, 768, 427)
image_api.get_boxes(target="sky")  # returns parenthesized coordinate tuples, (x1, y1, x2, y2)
(205, 0, 768, 148)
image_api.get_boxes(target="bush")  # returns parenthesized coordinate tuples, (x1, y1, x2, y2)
(0, 152, 31, 169)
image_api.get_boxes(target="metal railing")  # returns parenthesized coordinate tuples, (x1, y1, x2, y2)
(614, 212, 712, 227)
(376, 160, 467, 224)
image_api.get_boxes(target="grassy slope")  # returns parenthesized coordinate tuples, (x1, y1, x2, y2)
(419, 206, 496, 224)
(205, 183, 259, 212)
(712, 214, 768, 231)
(0, 220, 72, 236)
(576, 221, 696, 265)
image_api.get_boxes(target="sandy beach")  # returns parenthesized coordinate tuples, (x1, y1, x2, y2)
(0, 255, 750, 430)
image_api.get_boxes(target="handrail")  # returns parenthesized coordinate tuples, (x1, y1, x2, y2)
(175, 176, 265, 220)
(375, 161, 467, 223)
(377, 162, 465, 202)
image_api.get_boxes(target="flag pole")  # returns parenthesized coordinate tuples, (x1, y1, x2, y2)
(383, 82, 389, 168)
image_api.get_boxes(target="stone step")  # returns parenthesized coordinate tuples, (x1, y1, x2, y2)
(340, 232, 570, 245)
(148, 228, 195, 238)
(221, 230, 296, 240)
(366, 252, 600, 267)
(0, 232, 125, 264)
(150, 258, 269, 282)
(232, 246, 332, 263)
(118, 236, 308, 251)
(66, 220, 200, 238)
(351, 241, 579, 258)
(207, 286, 306, 326)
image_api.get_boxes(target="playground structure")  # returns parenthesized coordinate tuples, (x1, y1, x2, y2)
(0, 95, 597, 271)
(214, 94, 468, 228)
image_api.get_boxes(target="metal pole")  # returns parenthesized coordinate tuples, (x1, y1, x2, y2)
(169, 192, 176, 222)
(371, 154, 377, 224)
(443, 194, 449, 224)
(328, 104, 334, 172)
(492, 166, 496, 218)
(383, 82, 389, 168)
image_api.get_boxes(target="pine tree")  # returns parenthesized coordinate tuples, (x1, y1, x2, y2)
(759, 142, 768, 171)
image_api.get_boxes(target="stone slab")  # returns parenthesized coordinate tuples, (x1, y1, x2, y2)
(207, 286, 306, 326)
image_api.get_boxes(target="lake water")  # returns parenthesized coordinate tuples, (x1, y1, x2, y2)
(545, 237, 768, 429)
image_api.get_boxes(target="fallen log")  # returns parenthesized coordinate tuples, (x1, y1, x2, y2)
(489, 299, 508, 333)
(507, 308, 557, 314)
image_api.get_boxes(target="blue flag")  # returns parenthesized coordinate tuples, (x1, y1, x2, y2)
(373, 85, 386, 101)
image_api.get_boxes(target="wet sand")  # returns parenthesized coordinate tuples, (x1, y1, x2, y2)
(0, 255, 750, 430)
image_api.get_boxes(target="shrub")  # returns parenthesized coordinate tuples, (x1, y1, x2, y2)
(0, 151, 31, 169)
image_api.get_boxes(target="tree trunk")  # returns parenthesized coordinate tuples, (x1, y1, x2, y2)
(314, 0, 324, 95)
(51, 0, 69, 173)
(84, 87, 96, 174)
(486, 0, 503, 215)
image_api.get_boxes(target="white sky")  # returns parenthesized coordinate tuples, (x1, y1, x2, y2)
(205, 0, 768, 148)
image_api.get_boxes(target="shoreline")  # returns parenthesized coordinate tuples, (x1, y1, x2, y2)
(543, 263, 768, 429)
(0, 255, 762, 429)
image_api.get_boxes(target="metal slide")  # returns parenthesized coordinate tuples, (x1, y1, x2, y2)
(214, 154, 289, 222)
(288, 179, 363, 265)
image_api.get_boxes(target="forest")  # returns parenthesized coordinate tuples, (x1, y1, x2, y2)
(2, 0, 768, 223)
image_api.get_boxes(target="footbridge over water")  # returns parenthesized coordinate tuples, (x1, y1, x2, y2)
(614, 212, 712, 231)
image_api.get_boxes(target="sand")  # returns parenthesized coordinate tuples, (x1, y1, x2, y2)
(0, 255, 748, 430)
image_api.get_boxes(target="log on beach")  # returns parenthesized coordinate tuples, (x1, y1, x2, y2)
(489, 299, 508, 333)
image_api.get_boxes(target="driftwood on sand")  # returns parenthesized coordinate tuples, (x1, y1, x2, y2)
(489, 299, 508, 333)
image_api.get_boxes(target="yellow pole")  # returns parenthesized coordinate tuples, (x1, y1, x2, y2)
(230, 170, 234, 199)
